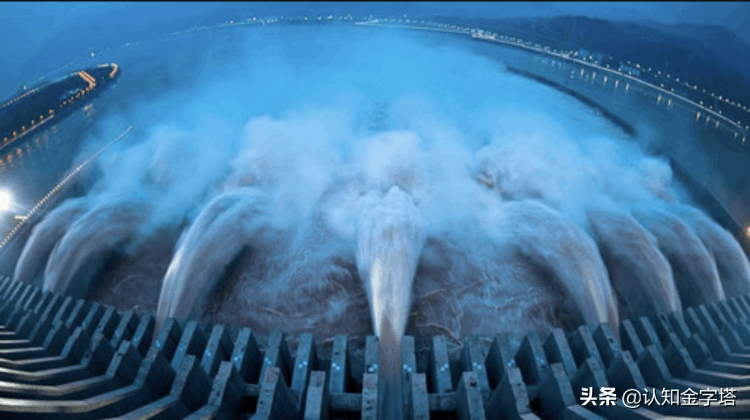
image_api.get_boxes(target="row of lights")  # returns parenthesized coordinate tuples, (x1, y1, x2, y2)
(1, 65, 117, 170)
(0, 66, 117, 169)
(576, 44, 748, 116)
(421, 20, 749, 132)
(0, 86, 41, 111)
(2, 109, 55, 146)
(166, 13, 359, 38)
(129, 13, 750, 121)
(1, 70, 97, 146)
(431, 19, 750, 130)
(376, 17, 750, 123)
(578, 63, 745, 130)
(91, 16, 750, 134)
(61, 71, 97, 108)
(461, 23, 747, 132)
(0, 70, 111, 243)
(0, 133, 55, 170)
(0, 126, 132, 250)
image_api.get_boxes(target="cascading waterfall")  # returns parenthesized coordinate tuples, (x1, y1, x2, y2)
(673, 205, 750, 297)
(631, 205, 726, 307)
(10, 26, 750, 408)
(43, 196, 148, 297)
(356, 186, 425, 420)
(154, 188, 273, 335)
(480, 199, 619, 330)
(13, 197, 90, 287)
(586, 208, 681, 320)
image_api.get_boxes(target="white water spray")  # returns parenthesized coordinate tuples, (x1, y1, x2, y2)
(155, 188, 273, 334)
(356, 186, 425, 420)
(587, 208, 682, 319)
(632, 205, 726, 307)
(13, 197, 90, 287)
(43, 196, 148, 297)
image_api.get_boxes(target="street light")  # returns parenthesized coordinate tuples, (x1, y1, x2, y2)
(0, 191, 10, 211)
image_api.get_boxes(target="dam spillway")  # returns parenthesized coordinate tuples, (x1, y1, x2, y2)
(0, 276, 748, 418)
(0, 15, 749, 419)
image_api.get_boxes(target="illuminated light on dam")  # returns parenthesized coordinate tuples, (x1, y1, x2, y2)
(0, 191, 10, 211)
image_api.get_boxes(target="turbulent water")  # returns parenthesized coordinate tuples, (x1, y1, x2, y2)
(43, 196, 149, 297)
(13, 197, 91, 287)
(155, 187, 273, 335)
(11, 24, 750, 354)
(356, 186, 424, 342)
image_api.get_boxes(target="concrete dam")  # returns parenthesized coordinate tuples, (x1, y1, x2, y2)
(0, 16, 748, 419)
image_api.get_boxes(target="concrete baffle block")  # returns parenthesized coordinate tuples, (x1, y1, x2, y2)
(134, 346, 175, 394)
(591, 324, 621, 368)
(110, 310, 139, 349)
(231, 327, 262, 384)
(171, 321, 208, 372)
(328, 335, 348, 394)
(515, 331, 550, 386)
(291, 332, 317, 414)
(543, 329, 578, 380)
(456, 371, 486, 420)
(537, 362, 602, 419)
(153, 317, 183, 362)
(128, 314, 154, 358)
(460, 336, 490, 398)
(486, 366, 532, 418)
(204, 361, 245, 417)
(94, 306, 121, 341)
(401, 335, 418, 415)
(569, 326, 604, 369)
(80, 303, 105, 338)
(171, 355, 213, 415)
(304, 371, 330, 420)
(259, 330, 293, 387)
(604, 350, 646, 392)
(107, 340, 144, 384)
(253, 366, 299, 420)
(201, 324, 234, 377)
(407, 372, 429, 420)
(361, 372, 378, 420)
(486, 333, 517, 390)
(619, 319, 645, 360)
(428, 335, 453, 394)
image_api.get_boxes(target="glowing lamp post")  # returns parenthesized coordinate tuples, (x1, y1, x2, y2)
(0, 191, 16, 231)
(0, 191, 10, 212)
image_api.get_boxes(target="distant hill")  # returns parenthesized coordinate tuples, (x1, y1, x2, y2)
(437, 15, 750, 108)
(638, 21, 750, 84)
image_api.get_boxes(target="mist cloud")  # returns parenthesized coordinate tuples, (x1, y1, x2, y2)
(16, 23, 749, 340)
